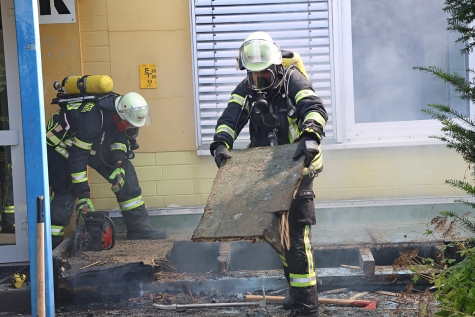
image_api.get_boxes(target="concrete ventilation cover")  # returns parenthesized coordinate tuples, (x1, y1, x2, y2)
(192, 143, 304, 253)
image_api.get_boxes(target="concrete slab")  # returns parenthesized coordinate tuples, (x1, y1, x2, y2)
(192, 143, 303, 253)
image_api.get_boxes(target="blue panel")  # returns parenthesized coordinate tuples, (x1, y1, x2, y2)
(13, 0, 54, 316)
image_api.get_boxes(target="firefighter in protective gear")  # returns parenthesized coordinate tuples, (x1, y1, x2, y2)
(46, 91, 167, 249)
(211, 32, 327, 317)
(1, 147, 15, 233)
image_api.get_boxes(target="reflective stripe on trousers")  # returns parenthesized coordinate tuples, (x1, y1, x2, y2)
(119, 195, 144, 211)
(51, 225, 65, 236)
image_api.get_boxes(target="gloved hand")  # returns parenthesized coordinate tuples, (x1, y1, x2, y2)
(292, 136, 320, 167)
(109, 165, 125, 193)
(213, 144, 232, 168)
(75, 198, 95, 222)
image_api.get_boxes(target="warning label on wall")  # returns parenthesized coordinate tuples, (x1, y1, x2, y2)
(139, 64, 158, 89)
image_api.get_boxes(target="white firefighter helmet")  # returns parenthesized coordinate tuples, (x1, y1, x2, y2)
(114, 92, 152, 127)
(237, 32, 282, 91)
(237, 31, 282, 72)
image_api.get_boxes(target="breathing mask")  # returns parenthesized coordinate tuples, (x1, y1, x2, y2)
(113, 112, 140, 139)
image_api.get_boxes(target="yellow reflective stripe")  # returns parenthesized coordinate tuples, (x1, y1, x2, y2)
(304, 112, 326, 130)
(51, 225, 64, 236)
(304, 225, 314, 273)
(65, 138, 73, 147)
(110, 142, 127, 152)
(279, 254, 288, 267)
(90, 150, 96, 155)
(311, 146, 323, 170)
(302, 128, 322, 139)
(229, 94, 245, 106)
(47, 111, 60, 130)
(303, 145, 323, 176)
(73, 138, 93, 150)
(71, 171, 88, 183)
(216, 124, 237, 141)
(287, 117, 300, 143)
(3, 206, 14, 213)
(55, 146, 69, 159)
(46, 131, 61, 146)
(66, 102, 82, 110)
(295, 89, 318, 103)
(119, 195, 144, 211)
(289, 271, 317, 287)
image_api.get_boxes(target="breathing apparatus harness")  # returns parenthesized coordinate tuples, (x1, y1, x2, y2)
(51, 79, 139, 165)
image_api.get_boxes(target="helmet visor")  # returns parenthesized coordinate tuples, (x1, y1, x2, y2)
(117, 105, 152, 127)
(247, 68, 276, 91)
(239, 39, 282, 72)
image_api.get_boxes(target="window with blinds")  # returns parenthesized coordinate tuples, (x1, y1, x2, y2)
(190, 0, 333, 152)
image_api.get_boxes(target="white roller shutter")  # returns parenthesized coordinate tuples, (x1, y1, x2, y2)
(190, 0, 333, 152)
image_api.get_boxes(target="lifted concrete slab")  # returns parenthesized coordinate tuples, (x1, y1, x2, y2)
(192, 143, 303, 253)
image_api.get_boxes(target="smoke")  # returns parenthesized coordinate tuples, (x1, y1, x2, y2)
(351, 0, 467, 123)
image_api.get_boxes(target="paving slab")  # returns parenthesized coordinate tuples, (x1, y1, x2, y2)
(192, 143, 303, 253)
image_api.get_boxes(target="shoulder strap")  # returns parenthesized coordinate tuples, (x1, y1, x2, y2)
(51, 92, 117, 109)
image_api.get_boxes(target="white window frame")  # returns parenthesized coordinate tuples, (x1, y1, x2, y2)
(190, 0, 473, 154)
(329, 0, 472, 149)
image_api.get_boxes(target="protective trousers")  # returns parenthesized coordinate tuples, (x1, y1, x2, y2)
(281, 175, 318, 315)
(49, 147, 150, 234)
(87, 154, 149, 232)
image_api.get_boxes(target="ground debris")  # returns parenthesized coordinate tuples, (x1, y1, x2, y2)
(42, 286, 439, 317)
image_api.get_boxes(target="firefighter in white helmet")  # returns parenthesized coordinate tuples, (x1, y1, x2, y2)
(211, 32, 327, 317)
(46, 90, 167, 249)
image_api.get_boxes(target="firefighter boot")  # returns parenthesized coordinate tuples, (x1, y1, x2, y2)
(283, 279, 321, 310)
(283, 293, 293, 310)
(127, 224, 168, 240)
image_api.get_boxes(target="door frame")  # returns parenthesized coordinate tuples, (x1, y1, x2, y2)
(0, 0, 29, 263)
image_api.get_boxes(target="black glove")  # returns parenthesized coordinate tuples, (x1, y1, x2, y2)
(292, 136, 320, 167)
(213, 144, 232, 168)
(75, 198, 95, 222)
(109, 166, 125, 193)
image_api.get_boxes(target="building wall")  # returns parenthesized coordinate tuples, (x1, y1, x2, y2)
(44, 0, 470, 212)
(40, 0, 83, 121)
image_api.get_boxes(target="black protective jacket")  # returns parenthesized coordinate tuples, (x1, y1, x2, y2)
(59, 95, 128, 199)
(210, 65, 327, 153)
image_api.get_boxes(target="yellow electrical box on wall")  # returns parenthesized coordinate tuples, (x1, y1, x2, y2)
(139, 64, 157, 89)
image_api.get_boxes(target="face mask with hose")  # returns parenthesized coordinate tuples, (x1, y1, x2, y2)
(237, 32, 286, 146)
